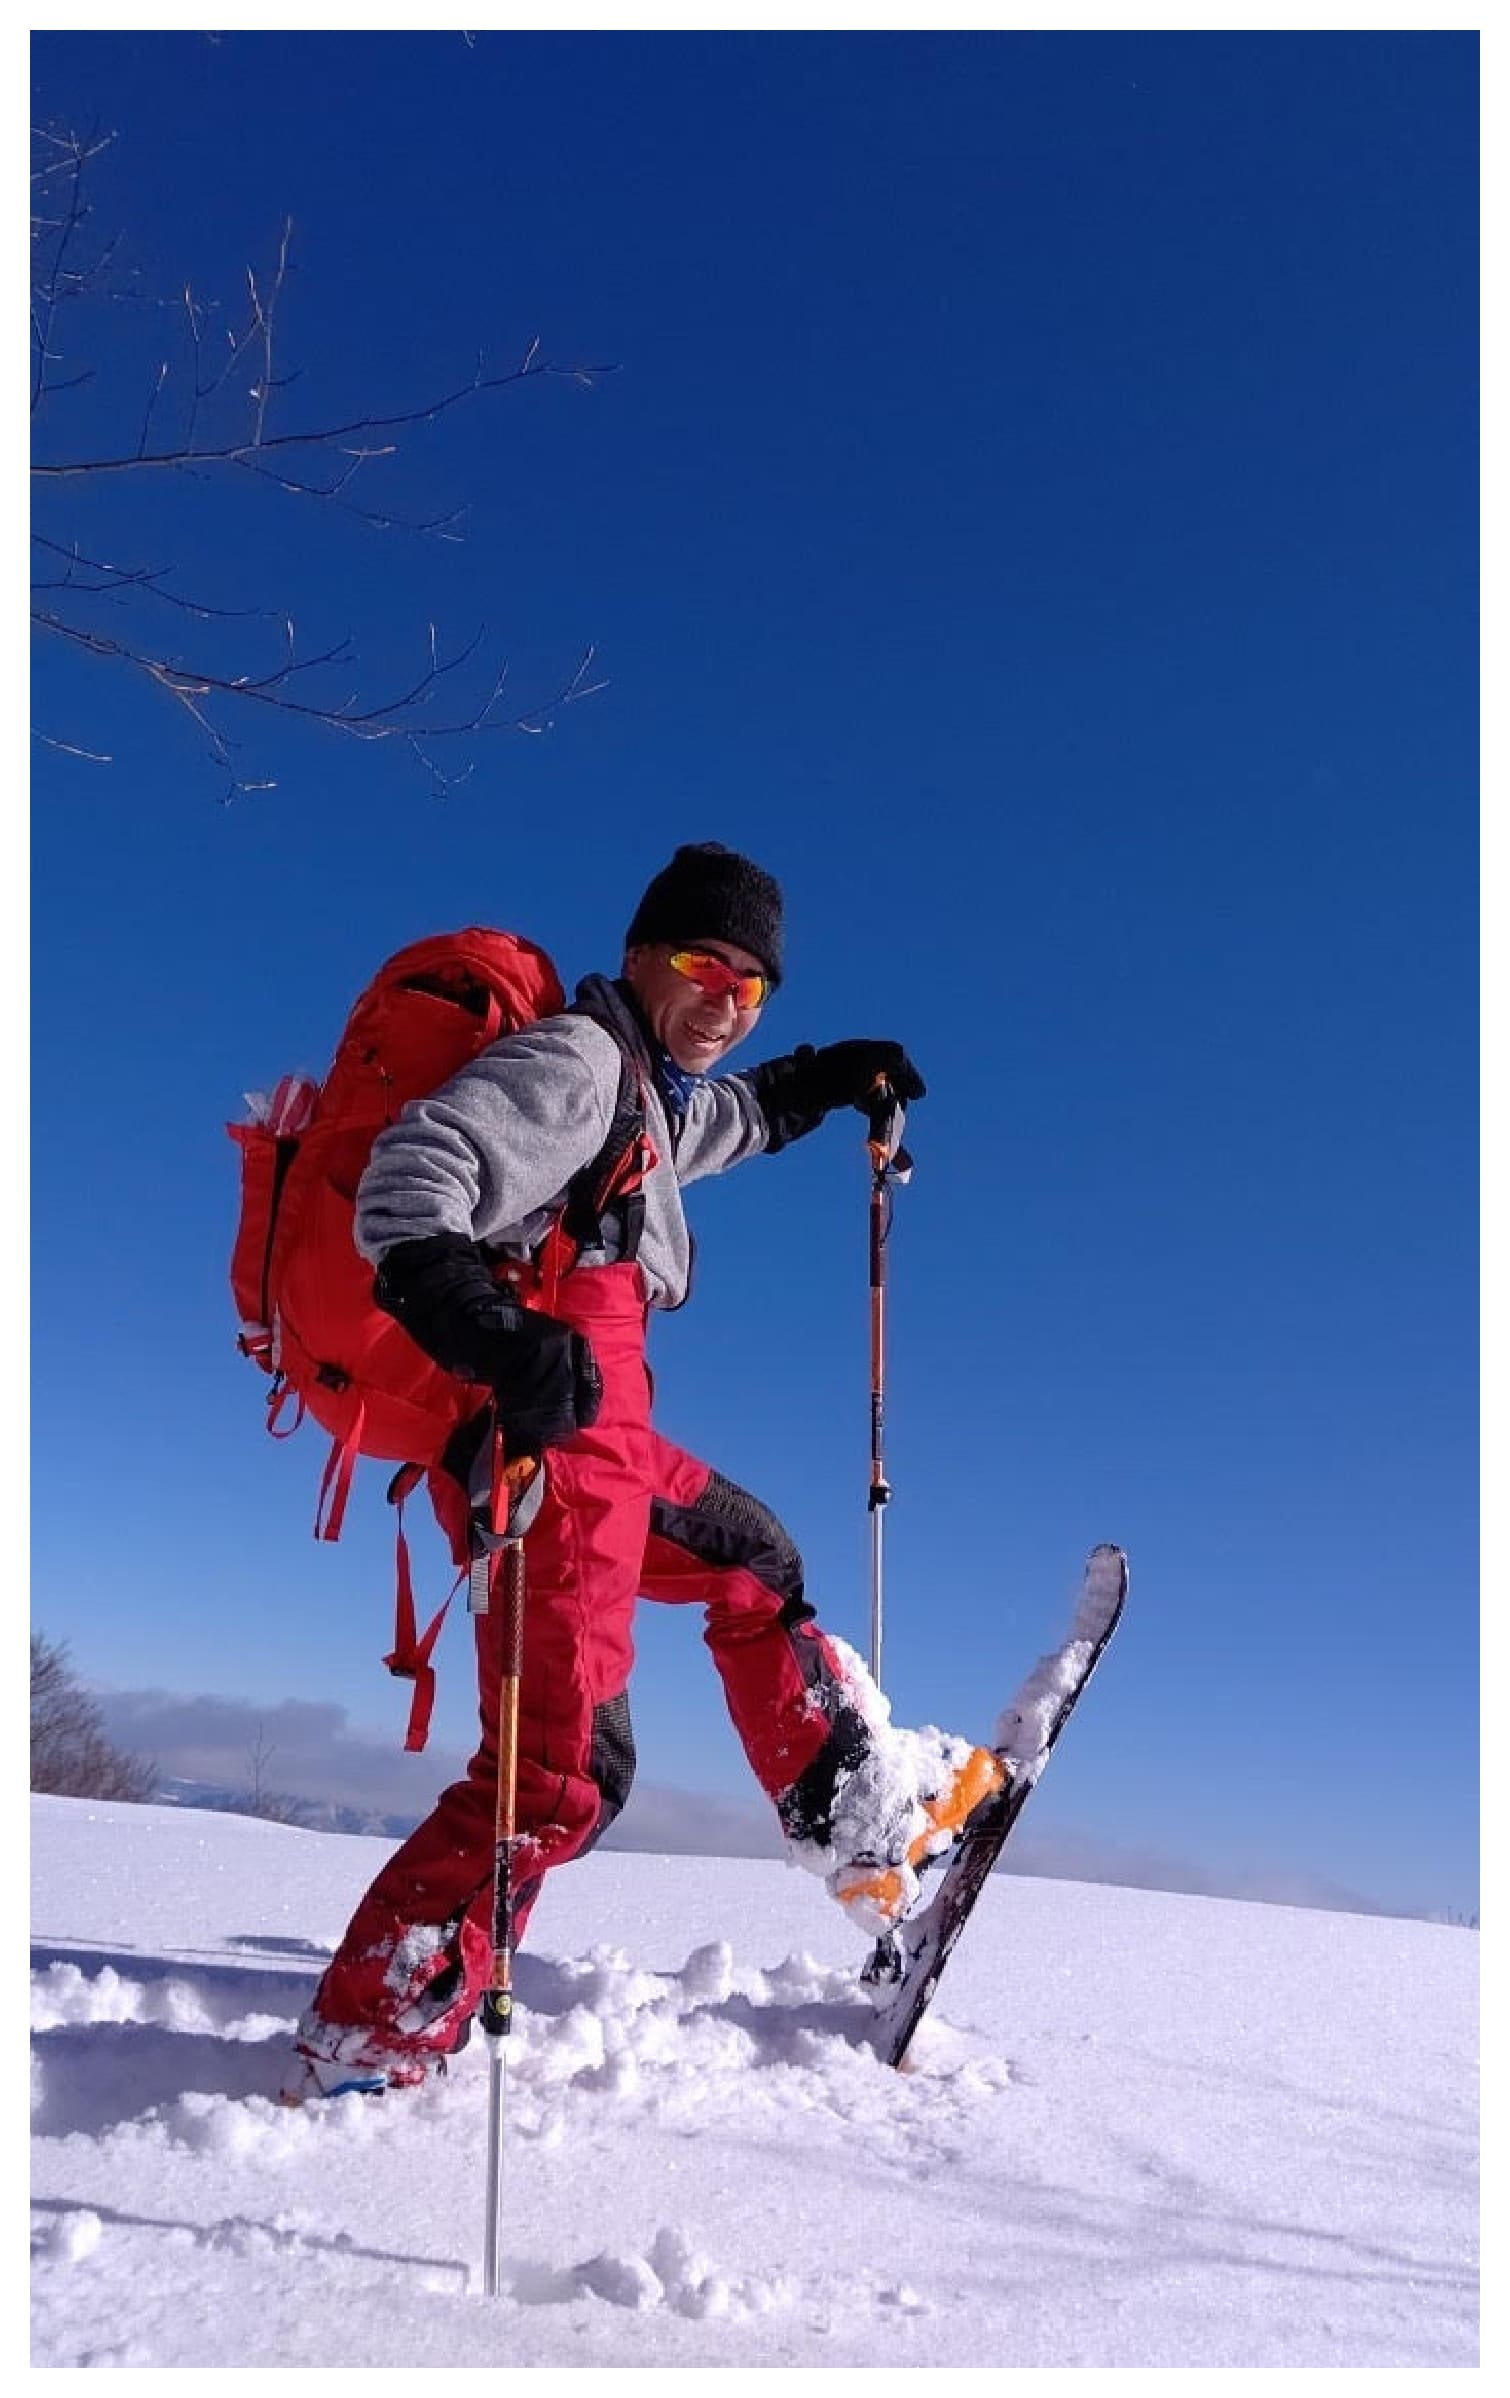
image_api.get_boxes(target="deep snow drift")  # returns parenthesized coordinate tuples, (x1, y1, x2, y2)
(31, 1795, 1477, 2370)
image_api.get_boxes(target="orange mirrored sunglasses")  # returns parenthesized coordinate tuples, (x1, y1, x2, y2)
(667, 948, 770, 1010)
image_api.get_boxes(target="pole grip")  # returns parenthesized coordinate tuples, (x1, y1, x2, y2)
(865, 1076, 899, 1170)
(501, 1540, 526, 1678)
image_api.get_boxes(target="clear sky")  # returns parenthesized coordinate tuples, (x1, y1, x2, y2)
(29, 26, 1479, 1919)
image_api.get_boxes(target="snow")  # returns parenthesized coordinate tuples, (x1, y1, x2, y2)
(996, 1542, 1124, 1775)
(31, 1794, 1477, 2371)
(800, 1629, 982, 1927)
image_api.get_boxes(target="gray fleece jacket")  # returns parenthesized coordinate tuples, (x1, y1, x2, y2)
(353, 975, 768, 1310)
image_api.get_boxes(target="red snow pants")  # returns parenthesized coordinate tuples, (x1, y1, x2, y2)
(302, 1259, 860, 2068)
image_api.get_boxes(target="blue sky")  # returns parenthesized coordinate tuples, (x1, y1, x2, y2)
(30, 28, 1478, 1918)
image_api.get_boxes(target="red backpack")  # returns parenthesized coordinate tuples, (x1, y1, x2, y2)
(229, 928, 646, 1748)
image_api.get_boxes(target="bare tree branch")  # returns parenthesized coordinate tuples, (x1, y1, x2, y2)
(31, 532, 270, 620)
(31, 122, 613, 794)
(31, 1633, 156, 1802)
(32, 344, 614, 481)
(32, 604, 605, 799)
(31, 124, 115, 415)
(224, 445, 471, 537)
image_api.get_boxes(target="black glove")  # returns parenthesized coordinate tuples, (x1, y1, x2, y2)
(740, 1041, 926, 1154)
(373, 1233, 602, 1456)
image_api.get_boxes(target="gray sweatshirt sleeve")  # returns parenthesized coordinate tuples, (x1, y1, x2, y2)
(354, 1017, 617, 1262)
(675, 1072, 770, 1185)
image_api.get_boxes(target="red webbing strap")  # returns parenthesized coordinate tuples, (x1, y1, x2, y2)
(490, 1421, 508, 1535)
(382, 1470, 464, 1751)
(313, 1403, 365, 1543)
(533, 1217, 576, 1315)
(266, 1375, 306, 1440)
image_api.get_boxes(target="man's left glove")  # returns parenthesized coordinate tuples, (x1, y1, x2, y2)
(740, 1039, 926, 1154)
(373, 1232, 602, 1457)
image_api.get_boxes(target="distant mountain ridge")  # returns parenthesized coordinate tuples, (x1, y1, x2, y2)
(151, 1777, 419, 1841)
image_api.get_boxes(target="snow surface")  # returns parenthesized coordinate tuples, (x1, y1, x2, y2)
(31, 1794, 1477, 2371)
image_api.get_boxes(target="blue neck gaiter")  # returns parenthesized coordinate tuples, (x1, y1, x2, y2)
(656, 1050, 705, 1120)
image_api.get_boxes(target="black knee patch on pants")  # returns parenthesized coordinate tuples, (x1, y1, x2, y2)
(650, 1470, 807, 1609)
(581, 1690, 637, 1855)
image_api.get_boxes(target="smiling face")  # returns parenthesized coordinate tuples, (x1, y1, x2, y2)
(623, 938, 769, 1074)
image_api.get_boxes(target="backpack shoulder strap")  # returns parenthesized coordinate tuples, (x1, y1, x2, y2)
(488, 979, 655, 1308)
(559, 1035, 649, 1258)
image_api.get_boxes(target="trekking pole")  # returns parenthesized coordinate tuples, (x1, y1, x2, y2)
(470, 1431, 537, 2302)
(865, 1080, 913, 1688)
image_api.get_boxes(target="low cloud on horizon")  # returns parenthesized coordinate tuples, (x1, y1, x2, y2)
(92, 1681, 1397, 1921)
(95, 1683, 463, 1824)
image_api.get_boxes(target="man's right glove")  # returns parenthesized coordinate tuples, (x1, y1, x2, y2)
(373, 1232, 602, 1457)
(740, 1039, 926, 1154)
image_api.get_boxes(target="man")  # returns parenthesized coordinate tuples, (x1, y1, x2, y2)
(283, 842, 1002, 2100)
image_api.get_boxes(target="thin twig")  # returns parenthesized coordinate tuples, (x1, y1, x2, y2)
(136, 358, 170, 459)
(32, 727, 113, 763)
(246, 218, 292, 446)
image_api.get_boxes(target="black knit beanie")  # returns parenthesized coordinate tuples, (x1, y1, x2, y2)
(624, 842, 784, 986)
